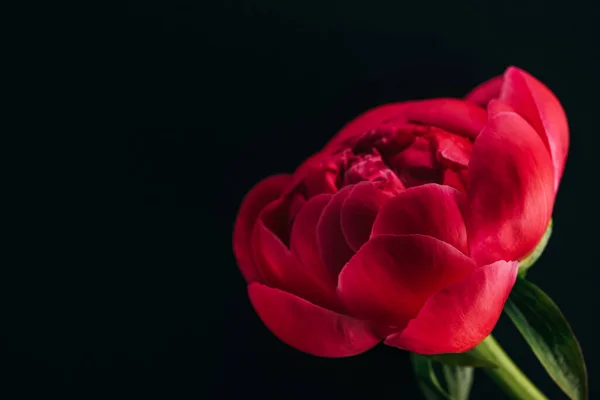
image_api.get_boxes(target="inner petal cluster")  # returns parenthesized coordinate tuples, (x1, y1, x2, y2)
(329, 123, 473, 194)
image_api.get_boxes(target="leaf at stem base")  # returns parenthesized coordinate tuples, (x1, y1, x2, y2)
(505, 277, 587, 400)
(411, 353, 475, 400)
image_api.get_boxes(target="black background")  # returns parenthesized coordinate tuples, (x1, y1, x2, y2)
(6, 1, 599, 398)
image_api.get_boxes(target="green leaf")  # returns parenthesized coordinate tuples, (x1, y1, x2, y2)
(411, 353, 475, 400)
(505, 277, 588, 400)
(518, 219, 552, 276)
(412, 353, 450, 400)
(442, 364, 473, 400)
(430, 351, 497, 368)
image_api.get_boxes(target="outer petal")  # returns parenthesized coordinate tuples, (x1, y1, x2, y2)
(316, 186, 356, 276)
(467, 103, 555, 265)
(326, 99, 486, 151)
(253, 200, 339, 311)
(248, 283, 381, 358)
(400, 98, 488, 139)
(337, 234, 476, 328)
(233, 174, 291, 282)
(371, 184, 469, 255)
(385, 261, 518, 354)
(465, 75, 503, 106)
(340, 182, 389, 252)
(325, 103, 410, 151)
(290, 194, 341, 306)
(499, 66, 569, 191)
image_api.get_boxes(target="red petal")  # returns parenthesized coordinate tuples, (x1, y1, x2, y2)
(337, 234, 476, 328)
(316, 186, 356, 276)
(465, 75, 503, 106)
(443, 169, 467, 192)
(392, 136, 437, 169)
(253, 200, 340, 311)
(248, 283, 381, 358)
(257, 196, 294, 247)
(385, 261, 518, 354)
(284, 153, 339, 200)
(372, 184, 469, 254)
(389, 137, 442, 188)
(326, 99, 486, 153)
(467, 103, 555, 265)
(290, 194, 340, 299)
(340, 182, 389, 252)
(233, 175, 292, 282)
(325, 103, 410, 151)
(499, 66, 569, 191)
(400, 98, 488, 139)
(302, 162, 339, 198)
(427, 129, 473, 168)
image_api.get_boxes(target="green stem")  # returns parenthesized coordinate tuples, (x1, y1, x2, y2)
(471, 336, 548, 400)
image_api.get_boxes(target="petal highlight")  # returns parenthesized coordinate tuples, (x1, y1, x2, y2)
(248, 283, 381, 358)
(385, 261, 518, 354)
(467, 105, 555, 265)
(337, 234, 476, 328)
(372, 184, 468, 255)
(499, 66, 569, 191)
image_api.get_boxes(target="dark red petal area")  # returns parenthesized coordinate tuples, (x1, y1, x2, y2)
(467, 103, 555, 265)
(248, 283, 381, 358)
(400, 98, 488, 139)
(372, 184, 469, 255)
(316, 186, 356, 276)
(340, 182, 389, 252)
(427, 129, 473, 168)
(325, 103, 410, 151)
(233, 175, 292, 283)
(290, 194, 341, 307)
(287, 152, 334, 195)
(393, 137, 437, 169)
(389, 136, 441, 188)
(500, 66, 569, 191)
(443, 169, 467, 192)
(253, 200, 339, 311)
(465, 75, 504, 106)
(302, 162, 339, 198)
(290, 194, 332, 279)
(385, 261, 518, 354)
(337, 234, 476, 328)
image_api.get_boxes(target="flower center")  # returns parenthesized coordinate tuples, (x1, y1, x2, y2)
(334, 122, 470, 193)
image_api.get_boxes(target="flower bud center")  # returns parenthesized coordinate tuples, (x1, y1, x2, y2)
(293, 122, 474, 202)
(333, 123, 473, 193)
